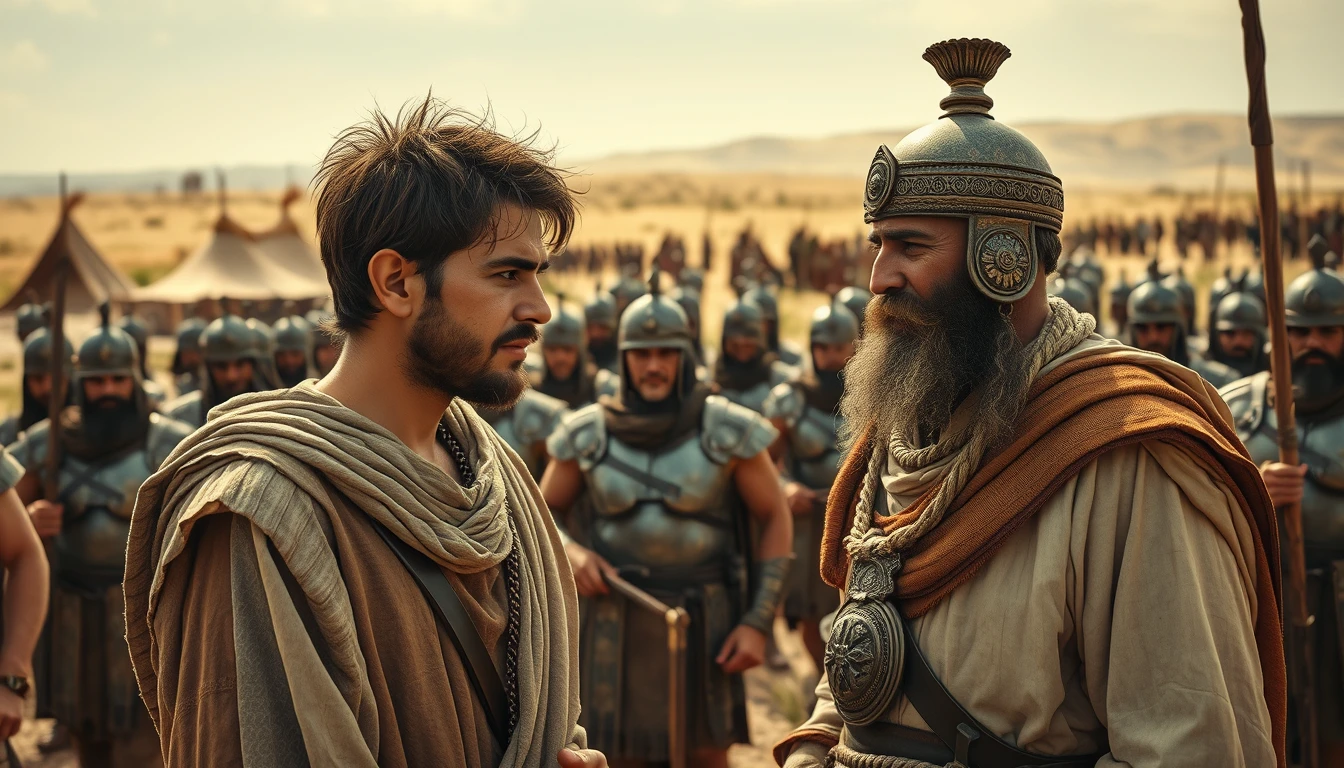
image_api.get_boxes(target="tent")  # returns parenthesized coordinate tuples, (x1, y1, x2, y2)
(253, 187, 329, 290)
(1, 191, 138, 314)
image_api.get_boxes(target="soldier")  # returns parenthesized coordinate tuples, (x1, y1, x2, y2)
(243, 312, 284, 389)
(1220, 259, 1344, 764)
(612, 266, 647, 320)
(115, 314, 168, 409)
(713, 300, 797, 413)
(1210, 289, 1270, 380)
(272, 315, 315, 387)
(541, 276, 792, 768)
(743, 285, 805, 367)
(1208, 266, 1238, 333)
(473, 389, 570, 480)
(1107, 270, 1132, 338)
(1162, 266, 1197, 337)
(833, 286, 873, 338)
(1125, 279, 1239, 388)
(305, 307, 341, 376)
(670, 285, 705, 363)
(585, 284, 620, 373)
(0, 328, 73, 446)
(12, 308, 192, 768)
(169, 317, 206, 397)
(15, 297, 46, 343)
(762, 302, 857, 671)
(1048, 273, 1097, 316)
(161, 311, 274, 429)
(532, 294, 597, 409)
(776, 38, 1281, 768)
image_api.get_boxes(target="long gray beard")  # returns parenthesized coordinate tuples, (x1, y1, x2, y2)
(839, 292, 1031, 457)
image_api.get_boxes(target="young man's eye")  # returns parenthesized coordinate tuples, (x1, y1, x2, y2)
(498, 270, 517, 280)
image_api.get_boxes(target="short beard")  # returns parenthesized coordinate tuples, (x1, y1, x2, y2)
(839, 271, 1028, 454)
(402, 293, 536, 409)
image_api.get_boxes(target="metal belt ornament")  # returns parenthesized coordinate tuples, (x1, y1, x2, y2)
(824, 551, 905, 726)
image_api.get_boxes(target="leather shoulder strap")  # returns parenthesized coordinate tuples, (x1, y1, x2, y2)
(370, 518, 510, 750)
(897, 607, 1106, 768)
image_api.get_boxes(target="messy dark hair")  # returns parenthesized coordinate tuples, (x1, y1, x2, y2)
(1037, 227, 1062, 275)
(314, 94, 577, 333)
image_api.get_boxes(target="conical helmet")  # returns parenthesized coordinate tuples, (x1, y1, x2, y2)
(809, 302, 859, 346)
(611, 266, 647, 316)
(618, 270, 692, 354)
(245, 317, 276, 358)
(77, 304, 140, 379)
(1286, 249, 1344, 328)
(1127, 280, 1184, 326)
(862, 38, 1063, 304)
(1209, 267, 1236, 313)
(117, 314, 149, 350)
(742, 285, 778, 322)
(273, 316, 312, 353)
(834, 286, 873, 323)
(16, 297, 46, 342)
(201, 311, 254, 363)
(1049, 275, 1096, 316)
(22, 326, 74, 375)
(1214, 291, 1267, 332)
(1161, 267, 1196, 333)
(721, 300, 766, 345)
(669, 286, 702, 329)
(175, 317, 207, 354)
(584, 282, 618, 329)
(542, 294, 586, 348)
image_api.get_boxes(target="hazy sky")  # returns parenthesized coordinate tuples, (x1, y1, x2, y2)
(1, 0, 1340, 174)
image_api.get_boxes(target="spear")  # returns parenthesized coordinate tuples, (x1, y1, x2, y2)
(1237, 1, 1316, 764)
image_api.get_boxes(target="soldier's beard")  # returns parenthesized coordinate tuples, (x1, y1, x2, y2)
(403, 295, 536, 409)
(839, 271, 1025, 454)
(1292, 350, 1344, 416)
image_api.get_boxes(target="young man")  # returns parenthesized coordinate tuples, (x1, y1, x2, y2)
(124, 98, 603, 768)
(541, 277, 793, 768)
(777, 38, 1282, 768)
(13, 309, 194, 768)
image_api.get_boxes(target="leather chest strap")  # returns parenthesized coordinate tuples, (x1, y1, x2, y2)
(370, 518, 510, 751)
(895, 607, 1105, 768)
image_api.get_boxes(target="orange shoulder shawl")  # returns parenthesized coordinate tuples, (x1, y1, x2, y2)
(821, 349, 1286, 765)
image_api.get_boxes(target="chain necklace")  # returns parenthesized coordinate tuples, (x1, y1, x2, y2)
(437, 421, 522, 739)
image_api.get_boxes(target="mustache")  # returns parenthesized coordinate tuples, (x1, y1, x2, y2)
(868, 291, 937, 329)
(638, 373, 670, 385)
(89, 395, 130, 410)
(1297, 350, 1336, 366)
(491, 324, 540, 353)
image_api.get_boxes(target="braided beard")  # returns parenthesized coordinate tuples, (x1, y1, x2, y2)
(839, 270, 1026, 455)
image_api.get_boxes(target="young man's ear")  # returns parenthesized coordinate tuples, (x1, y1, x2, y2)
(367, 250, 425, 319)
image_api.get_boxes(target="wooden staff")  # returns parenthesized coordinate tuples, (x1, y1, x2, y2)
(603, 572, 691, 768)
(42, 175, 70, 506)
(1237, 1, 1317, 764)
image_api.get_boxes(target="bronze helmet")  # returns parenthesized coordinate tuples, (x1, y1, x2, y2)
(862, 39, 1063, 305)
(76, 305, 141, 381)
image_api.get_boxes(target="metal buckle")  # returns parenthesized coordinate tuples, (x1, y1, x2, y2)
(945, 722, 980, 768)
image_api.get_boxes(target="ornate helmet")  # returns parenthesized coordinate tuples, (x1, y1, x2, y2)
(272, 316, 312, 354)
(721, 300, 767, 346)
(1286, 249, 1344, 328)
(201, 311, 255, 363)
(833, 286, 873, 324)
(542, 294, 586, 349)
(76, 305, 141, 381)
(1126, 280, 1184, 327)
(1214, 291, 1267, 332)
(809, 302, 859, 347)
(22, 326, 74, 376)
(1049, 276, 1096, 316)
(862, 39, 1063, 305)
(16, 297, 46, 342)
(584, 282, 618, 330)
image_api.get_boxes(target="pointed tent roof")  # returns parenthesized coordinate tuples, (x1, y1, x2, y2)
(134, 177, 330, 304)
(1, 185, 138, 313)
(252, 187, 329, 288)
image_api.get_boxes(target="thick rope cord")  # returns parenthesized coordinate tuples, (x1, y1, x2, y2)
(846, 297, 1095, 558)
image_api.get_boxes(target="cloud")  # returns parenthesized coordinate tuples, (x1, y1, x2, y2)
(0, 40, 50, 75)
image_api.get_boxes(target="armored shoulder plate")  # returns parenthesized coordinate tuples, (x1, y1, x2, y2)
(546, 403, 607, 469)
(701, 394, 779, 464)
(776, 342, 805, 369)
(146, 413, 195, 468)
(762, 382, 806, 427)
(163, 390, 206, 429)
(513, 390, 569, 446)
(1219, 371, 1268, 435)
(770, 360, 801, 386)
(8, 418, 51, 474)
(0, 416, 19, 449)
(594, 368, 620, 400)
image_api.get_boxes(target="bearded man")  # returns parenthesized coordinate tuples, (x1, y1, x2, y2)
(123, 97, 602, 768)
(714, 300, 798, 413)
(161, 311, 277, 429)
(1125, 279, 1240, 388)
(168, 318, 205, 398)
(776, 38, 1284, 768)
(743, 285, 805, 367)
(584, 285, 619, 374)
(541, 276, 793, 768)
(532, 294, 598, 409)
(11, 307, 193, 768)
(116, 314, 169, 409)
(0, 327, 73, 446)
(1221, 259, 1344, 765)
(272, 314, 316, 388)
(1210, 288, 1270, 380)
(762, 301, 858, 671)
